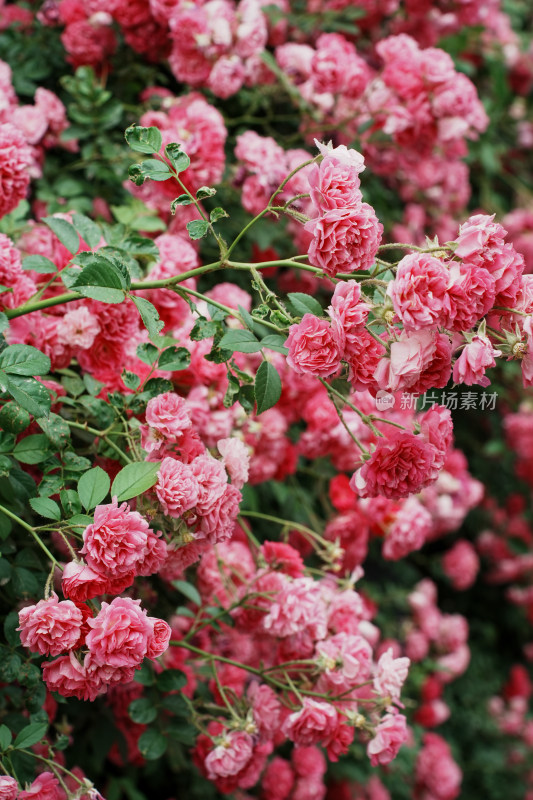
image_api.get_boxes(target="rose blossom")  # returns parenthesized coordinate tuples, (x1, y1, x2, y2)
(217, 437, 250, 489)
(374, 647, 410, 701)
(205, 730, 254, 779)
(146, 617, 171, 659)
(383, 496, 431, 560)
(350, 430, 440, 499)
(282, 698, 339, 746)
(442, 540, 479, 590)
(367, 712, 408, 766)
(61, 560, 109, 601)
(86, 597, 154, 668)
(316, 631, 372, 691)
(452, 334, 501, 387)
(42, 651, 101, 702)
(308, 155, 363, 213)
(263, 575, 327, 639)
(0, 123, 32, 218)
(19, 772, 65, 800)
(18, 593, 83, 656)
(81, 498, 153, 581)
(0, 777, 18, 800)
(156, 457, 200, 517)
(306, 203, 383, 277)
(387, 253, 451, 331)
(328, 279, 369, 352)
(57, 306, 101, 349)
(286, 313, 344, 377)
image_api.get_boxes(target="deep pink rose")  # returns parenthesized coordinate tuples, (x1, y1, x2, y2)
(286, 313, 344, 377)
(86, 597, 154, 669)
(282, 698, 339, 746)
(18, 593, 82, 656)
(306, 204, 382, 277)
(61, 560, 108, 602)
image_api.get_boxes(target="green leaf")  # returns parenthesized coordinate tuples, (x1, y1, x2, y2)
(4, 610, 20, 646)
(189, 318, 218, 341)
(196, 186, 216, 199)
(136, 343, 159, 365)
(111, 461, 161, 502)
(287, 292, 323, 317)
(138, 729, 167, 760)
(70, 254, 130, 302)
(186, 220, 209, 240)
(134, 660, 155, 686)
(78, 466, 110, 511)
(13, 722, 48, 750)
(128, 698, 157, 725)
(254, 361, 282, 414)
(29, 496, 61, 520)
(173, 579, 201, 607)
(260, 335, 289, 355)
(157, 669, 187, 692)
(157, 346, 191, 372)
(164, 143, 190, 173)
(210, 207, 228, 223)
(11, 567, 39, 597)
(131, 296, 164, 342)
(60, 489, 82, 517)
(166, 722, 196, 745)
(0, 313, 7, 334)
(125, 125, 163, 155)
(219, 329, 262, 354)
(0, 345, 51, 377)
(171, 195, 193, 213)
(0, 725, 12, 751)
(0, 403, 31, 434)
(22, 255, 57, 274)
(42, 216, 79, 254)
(5, 376, 51, 418)
(37, 413, 70, 448)
(71, 213, 102, 249)
(129, 160, 172, 185)
(122, 370, 141, 390)
(13, 434, 51, 464)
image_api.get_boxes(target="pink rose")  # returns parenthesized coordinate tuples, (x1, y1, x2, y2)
(286, 313, 344, 377)
(0, 123, 32, 219)
(205, 730, 254, 779)
(374, 330, 437, 392)
(308, 155, 362, 214)
(415, 733, 462, 800)
(61, 560, 108, 602)
(328, 279, 369, 353)
(18, 593, 83, 656)
(351, 430, 440, 499)
(19, 772, 65, 800)
(42, 651, 101, 702)
(388, 253, 451, 331)
(442, 540, 479, 590)
(383, 497, 431, 560)
(0, 776, 18, 800)
(80, 498, 152, 580)
(283, 698, 339, 746)
(86, 597, 154, 669)
(374, 647, 410, 701)
(367, 712, 408, 766)
(452, 334, 501, 387)
(196, 483, 242, 543)
(156, 457, 200, 517)
(306, 203, 382, 277)
(217, 437, 250, 489)
(146, 618, 171, 659)
(315, 631, 372, 692)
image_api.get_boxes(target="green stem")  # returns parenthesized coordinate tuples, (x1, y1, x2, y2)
(65, 420, 133, 464)
(0, 504, 60, 567)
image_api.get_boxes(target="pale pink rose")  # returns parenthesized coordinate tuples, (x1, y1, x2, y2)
(156, 457, 200, 517)
(190, 454, 228, 515)
(249, 683, 281, 738)
(217, 437, 250, 489)
(145, 392, 192, 445)
(350, 430, 439, 499)
(282, 698, 339, 746)
(81, 498, 152, 580)
(286, 313, 344, 377)
(327, 280, 369, 352)
(12, 105, 48, 145)
(306, 204, 382, 277)
(419, 405, 453, 472)
(207, 282, 252, 312)
(367, 712, 408, 766)
(374, 330, 437, 392)
(415, 733, 462, 800)
(57, 306, 100, 349)
(146, 617, 171, 659)
(42, 651, 101, 702)
(263, 576, 327, 640)
(388, 253, 451, 331)
(61, 560, 108, 602)
(383, 497, 431, 560)
(0, 123, 32, 218)
(445, 263, 495, 331)
(374, 647, 410, 701)
(442, 540, 479, 590)
(316, 631, 372, 692)
(18, 593, 83, 656)
(308, 155, 362, 213)
(452, 334, 501, 387)
(0, 776, 18, 800)
(19, 771, 65, 800)
(311, 33, 370, 97)
(205, 731, 254, 779)
(454, 213, 505, 259)
(86, 597, 154, 668)
(208, 55, 245, 98)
